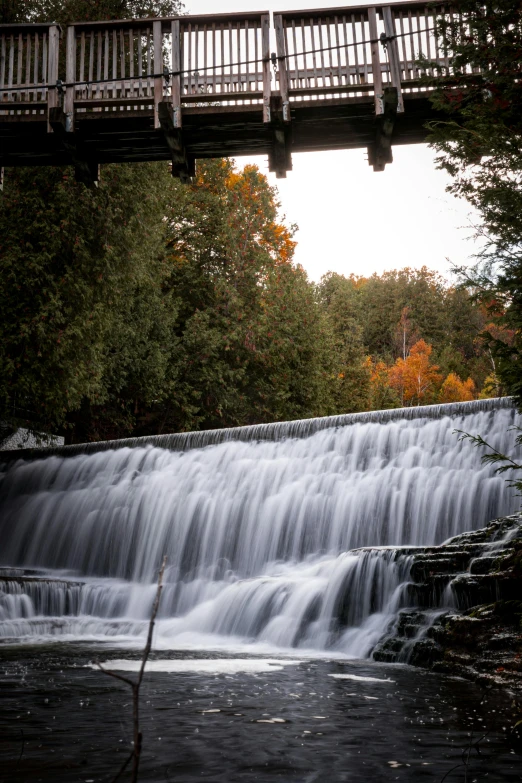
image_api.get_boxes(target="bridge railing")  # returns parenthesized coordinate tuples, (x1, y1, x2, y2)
(274, 2, 456, 118)
(178, 12, 271, 123)
(0, 23, 60, 120)
(0, 5, 461, 131)
(61, 12, 271, 130)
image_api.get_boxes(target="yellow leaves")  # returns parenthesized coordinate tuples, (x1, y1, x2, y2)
(479, 372, 501, 399)
(439, 372, 475, 403)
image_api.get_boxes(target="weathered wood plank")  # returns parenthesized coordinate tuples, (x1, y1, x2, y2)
(153, 20, 163, 129)
(172, 19, 182, 127)
(65, 26, 75, 132)
(261, 13, 271, 122)
(382, 6, 404, 113)
(274, 14, 290, 122)
(367, 7, 383, 115)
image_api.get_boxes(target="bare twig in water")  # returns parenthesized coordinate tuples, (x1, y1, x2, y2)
(440, 693, 491, 782)
(17, 729, 24, 767)
(97, 556, 167, 783)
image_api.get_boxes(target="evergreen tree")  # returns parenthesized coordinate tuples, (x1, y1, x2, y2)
(428, 0, 522, 404)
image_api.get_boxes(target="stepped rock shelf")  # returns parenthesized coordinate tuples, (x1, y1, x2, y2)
(372, 514, 522, 690)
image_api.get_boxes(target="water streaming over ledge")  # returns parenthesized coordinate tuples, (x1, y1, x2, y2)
(0, 398, 519, 655)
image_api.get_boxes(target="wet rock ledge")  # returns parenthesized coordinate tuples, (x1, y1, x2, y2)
(373, 514, 522, 690)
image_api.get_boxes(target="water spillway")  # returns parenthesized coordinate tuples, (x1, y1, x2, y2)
(0, 398, 519, 655)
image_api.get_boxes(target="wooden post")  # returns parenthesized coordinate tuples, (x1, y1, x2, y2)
(368, 8, 383, 116)
(47, 24, 60, 132)
(261, 13, 271, 124)
(171, 19, 182, 128)
(273, 14, 290, 123)
(382, 6, 404, 113)
(65, 26, 75, 133)
(153, 20, 163, 129)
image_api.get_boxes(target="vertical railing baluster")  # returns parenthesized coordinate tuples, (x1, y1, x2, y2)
(120, 28, 125, 100)
(326, 18, 334, 88)
(146, 28, 151, 96)
(261, 12, 270, 121)
(291, 20, 298, 89)
(350, 14, 359, 85)
(88, 32, 94, 100)
(138, 28, 143, 96)
(236, 21, 241, 94)
(334, 17, 342, 88)
(17, 33, 23, 102)
(310, 20, 318, 89)
(65, 26, 75, 131)
(300, 20, 307, 89)
(195, 24, 199, 94)
(25, 34, 31, 104)
(211, 22, 217, 93)
(0, 35, 5, 102)
(8, 35, 14, 103)
(33, 32, 40, 102)
(398, 13, 409, 81)
(79, 32, 85, 100)
(129, 29, 134, 100)
(96, 31, 102, 99)
(104, 30, 109, 100)
(42, 32, 47, 103)
(47, 24, 59, 131)
(112, 29, 117, 100)
(172, 18, 181, 127)
(220, 25, 225, 94)
(153, 19, 162, 128)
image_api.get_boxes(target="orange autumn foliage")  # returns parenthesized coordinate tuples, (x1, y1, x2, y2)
(388, 339, 442, 406)
(439, 373, 475, 403)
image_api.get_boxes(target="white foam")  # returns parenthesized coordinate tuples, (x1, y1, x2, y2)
(91, 658, 304, 674)
(328, 673, 394, 683)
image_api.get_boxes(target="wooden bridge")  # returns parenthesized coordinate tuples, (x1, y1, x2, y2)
(0, 1, 456, 185)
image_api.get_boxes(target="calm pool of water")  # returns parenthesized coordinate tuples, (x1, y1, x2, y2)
(0, 645, 521, 782)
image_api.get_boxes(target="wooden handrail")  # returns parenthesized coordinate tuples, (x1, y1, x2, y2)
(278, 1, 448, 21)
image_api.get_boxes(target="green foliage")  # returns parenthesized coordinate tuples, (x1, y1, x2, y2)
(427, 0, 522, 406)
(0, 163, 179, 438)
(455, 428, 522, 494)
(0, 0, 183, 24)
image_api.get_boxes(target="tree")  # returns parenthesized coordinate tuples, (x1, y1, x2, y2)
(317, 273, 373, 414)
(388, 339, 442, 407)
(428, 0, 522, 405)
(439, 373, 475, 404)
(366, 357, 400, 411)
(0, 163, 180, 438)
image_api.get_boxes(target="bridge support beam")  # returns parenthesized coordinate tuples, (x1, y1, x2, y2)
(368, 87, 398, 173)
(268, 96, 292, 179)
(49, 108, 99, 188)
(158, 102, 193, 184)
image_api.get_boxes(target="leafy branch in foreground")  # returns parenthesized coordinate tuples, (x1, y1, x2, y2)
(455, 427, 522, 491)
(96, 556, 167, 783)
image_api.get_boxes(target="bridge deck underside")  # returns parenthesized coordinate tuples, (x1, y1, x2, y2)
(0, 94, 437, 168)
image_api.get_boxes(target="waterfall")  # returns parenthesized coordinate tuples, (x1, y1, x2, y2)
(0, 398, 519, 655)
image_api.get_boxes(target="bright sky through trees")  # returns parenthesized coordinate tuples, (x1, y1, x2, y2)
(187, 0, 478, 282)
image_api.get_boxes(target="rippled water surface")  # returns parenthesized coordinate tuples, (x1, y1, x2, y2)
(1, 646, 521, 782)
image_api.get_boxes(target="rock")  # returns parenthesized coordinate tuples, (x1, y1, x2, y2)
(371, 514, 522, 691)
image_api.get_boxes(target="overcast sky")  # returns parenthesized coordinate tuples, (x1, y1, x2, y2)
(186, 0, 476, 282)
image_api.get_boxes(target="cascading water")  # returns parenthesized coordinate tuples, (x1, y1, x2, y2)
(0, 398, 519, 656)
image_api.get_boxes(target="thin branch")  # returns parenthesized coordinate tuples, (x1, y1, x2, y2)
(97, 556, 167, 783)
